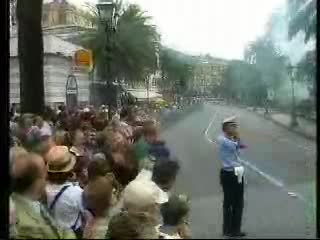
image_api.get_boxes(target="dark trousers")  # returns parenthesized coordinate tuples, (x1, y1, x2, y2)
(220, 169, 244, 234)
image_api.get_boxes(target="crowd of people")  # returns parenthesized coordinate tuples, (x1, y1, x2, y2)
(9, 104, 191, 239)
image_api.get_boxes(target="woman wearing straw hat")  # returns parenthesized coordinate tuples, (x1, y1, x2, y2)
(45, 146, 86, 238)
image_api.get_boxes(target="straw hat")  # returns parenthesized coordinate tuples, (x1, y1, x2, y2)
(46, 146, 76, 173)
(123, 178, 168, 210)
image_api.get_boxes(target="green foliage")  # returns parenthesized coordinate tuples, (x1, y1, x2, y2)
(244, 37, 287, 97)
(80, 2, 160, 83)
(286, 0, 316, 100)
(287, 0, 316, 43)
(296, 50, 316, 98)
(222, 60, 267, 106)
(159, 47, 195, 94)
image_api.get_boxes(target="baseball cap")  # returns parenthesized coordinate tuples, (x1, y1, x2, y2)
(123, 178, 168, 209)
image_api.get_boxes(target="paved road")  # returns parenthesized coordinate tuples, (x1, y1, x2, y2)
(161, 103, 316, 239)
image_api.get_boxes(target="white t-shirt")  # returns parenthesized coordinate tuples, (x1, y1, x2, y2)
(46, 182, 84, 231)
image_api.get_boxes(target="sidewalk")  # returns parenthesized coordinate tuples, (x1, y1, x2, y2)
(250, 108, 316, 141)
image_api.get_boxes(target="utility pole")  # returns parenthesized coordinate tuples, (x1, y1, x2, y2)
(96, 0, 119, 119)
(146, 75, 150, 104)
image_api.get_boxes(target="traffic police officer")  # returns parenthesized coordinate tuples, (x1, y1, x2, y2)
(217, 116, 246, 237)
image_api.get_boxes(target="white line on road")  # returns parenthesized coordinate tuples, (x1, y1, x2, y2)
(204, 115, 215, 143)
(204, 116, 309, 204)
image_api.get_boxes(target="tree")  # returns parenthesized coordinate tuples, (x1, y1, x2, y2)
(296, 49, 316, 98)
(80, 3, 160, 84)
(244, 37, 287, 99)
(17, 0, 44, 114)
(286, 0, 316, 110)
(287, 0, 316, 43)
(159, 47, 194, 97)
(221, 60, 267, 106)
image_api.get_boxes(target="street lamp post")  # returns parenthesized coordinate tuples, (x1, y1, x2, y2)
(97, 0, 119, 119)
(146, 75, 150, 104)
(287, 64, 299, 128)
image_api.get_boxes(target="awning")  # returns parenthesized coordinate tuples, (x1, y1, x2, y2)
(127, 89, 163, 101)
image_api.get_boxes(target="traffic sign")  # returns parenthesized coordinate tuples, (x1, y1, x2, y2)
(74, 49, 93, 72)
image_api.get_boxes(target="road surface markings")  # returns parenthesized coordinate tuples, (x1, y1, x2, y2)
(204, 115, 215, 143)
(204, 116, 309, 205)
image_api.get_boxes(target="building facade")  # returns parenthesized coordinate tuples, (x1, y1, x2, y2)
(191, 58, 228, 96)
(10, 0, 95, 39)
(42, 0, 95, 43)
(42, 0, 93, 28)
(9, 0, 93, 107)
(10, 35, 90, 107)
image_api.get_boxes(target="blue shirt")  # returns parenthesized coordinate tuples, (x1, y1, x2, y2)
(217, 134, 242, 171)
(149, 142, 170, 159)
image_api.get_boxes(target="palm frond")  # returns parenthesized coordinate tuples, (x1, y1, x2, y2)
(288, 0, 316, 42)
(79, 2, 160, 82)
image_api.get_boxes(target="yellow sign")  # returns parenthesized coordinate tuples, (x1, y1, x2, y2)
(74, 49, 93, 72)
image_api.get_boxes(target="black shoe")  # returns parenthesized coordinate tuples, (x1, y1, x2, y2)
(230, 232, 247, 237)
(222, 232, 233, 237)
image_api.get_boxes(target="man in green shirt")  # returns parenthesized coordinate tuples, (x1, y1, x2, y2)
(11, 152, 75, 239)
(132, 135, 150, 169)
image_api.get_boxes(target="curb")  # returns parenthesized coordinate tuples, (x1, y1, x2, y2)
(249, 110, 316, 142)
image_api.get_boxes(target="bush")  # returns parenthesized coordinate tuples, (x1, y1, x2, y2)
(297, 99, 314, 117)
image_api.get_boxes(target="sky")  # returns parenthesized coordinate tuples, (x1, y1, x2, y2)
(69, 0, 286, 60)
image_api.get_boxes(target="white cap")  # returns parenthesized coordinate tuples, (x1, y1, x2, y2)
(83, 107, 90, 113)
(93, 153, 106, 161)
(39, 125, 52, 137)
(123, 179, 168, 209)
(222, 116, 238, 125)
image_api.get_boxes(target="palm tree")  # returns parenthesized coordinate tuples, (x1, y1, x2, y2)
(297, 49, 316, 98)
(287, 0, 316, 43)
(80, 2, 160, 84)
(16, 0, 44, 114)
(287, 0, 316, 103)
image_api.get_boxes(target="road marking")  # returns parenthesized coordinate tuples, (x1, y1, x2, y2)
(204, 115, 215, 143)
(204, 116, 309, 205)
